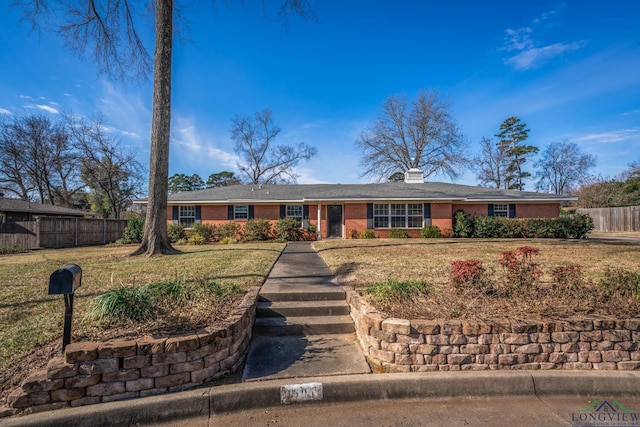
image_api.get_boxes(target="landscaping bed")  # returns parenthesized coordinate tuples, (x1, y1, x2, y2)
(0, 242, 284, 408)
(314, 238, 640, 321)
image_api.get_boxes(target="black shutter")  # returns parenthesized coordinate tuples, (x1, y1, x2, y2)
(280, 205, 286, 219)
(509, 204, 516, 219)
(248, 205, 255, 219)
(172, 206, 179, 224)
(366, 203, 374, 229)
(488, 204, 494, 217)
(228, 205, 234, 220)
(195, 206, 201, 224)
(423, 203, 431, 226)
(303, 205, 309, 219)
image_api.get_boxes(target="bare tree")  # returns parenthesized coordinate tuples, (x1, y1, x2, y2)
(17, 0, 315, 255)
(474, 136, 509, 188)
(231, 109, 317, 184)
(356, 90, 468, 182)
(534, 140, 596, 195)
(0, 114, 81, 205)
(67, 114, 144, 219)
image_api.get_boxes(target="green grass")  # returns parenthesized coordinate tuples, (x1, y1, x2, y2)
(0, 242, 284, 371)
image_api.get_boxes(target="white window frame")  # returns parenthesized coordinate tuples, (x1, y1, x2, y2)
(493, 204, 509, 218)
(234, 205, 249, 220)
(373, 203, 423, 228)
(286, 205, 303, 221)
(179, 205, 196, 227)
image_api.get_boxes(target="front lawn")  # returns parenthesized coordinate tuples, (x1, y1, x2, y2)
(0, 243, 284, 376)
(314, 238, 640, 321)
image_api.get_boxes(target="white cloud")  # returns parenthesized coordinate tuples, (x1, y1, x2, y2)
(25, 104, 60, 114)
(0, 108, 11, 115)
(505, 41, 586, 70)
(502, 9, 586, 70)
(293, 167, 331, 184)
(571, 128, 639, 144)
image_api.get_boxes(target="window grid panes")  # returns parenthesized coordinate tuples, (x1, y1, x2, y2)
(493, 204, 508, 218)
(234, 205, 249, 219)
(373, 204, 389, 228)
(286, 205, 303, 220)
(373, 203, 423, 229)
(180, 206, 196, 227)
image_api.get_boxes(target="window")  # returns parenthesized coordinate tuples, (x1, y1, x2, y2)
(179, 206, 196, 227)
(373, 203, 423, 228)
(286, 205, 303, 220)
(493, 204, 508, 218)
(373, 203, 389, 228)
(234, 205, 249, 220)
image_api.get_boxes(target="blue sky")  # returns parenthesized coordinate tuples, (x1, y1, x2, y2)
(1, 1, 639, 189)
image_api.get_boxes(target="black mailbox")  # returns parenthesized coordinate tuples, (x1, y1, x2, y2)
(49, 264, 82, 295)
(48, 264, 82, 351)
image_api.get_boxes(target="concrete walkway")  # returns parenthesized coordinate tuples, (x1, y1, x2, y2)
(242, 241, 371, 381)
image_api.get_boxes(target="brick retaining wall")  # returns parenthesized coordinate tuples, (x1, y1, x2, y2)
(6, 288, 259, 414)
(345, 287, 640, 372)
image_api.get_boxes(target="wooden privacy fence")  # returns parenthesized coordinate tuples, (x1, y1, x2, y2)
(576, 206, 640, 232)
(0, 218, 128, 249)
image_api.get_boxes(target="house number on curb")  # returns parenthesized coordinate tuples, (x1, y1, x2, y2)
(280, 383, 324, 404)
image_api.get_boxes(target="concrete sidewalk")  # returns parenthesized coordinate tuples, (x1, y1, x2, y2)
(4, 371, 640, 426)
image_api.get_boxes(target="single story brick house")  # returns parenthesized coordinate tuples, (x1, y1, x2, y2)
(159, 170, 575, 239)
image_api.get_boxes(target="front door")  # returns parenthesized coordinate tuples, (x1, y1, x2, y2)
(327, 205, 343, 238)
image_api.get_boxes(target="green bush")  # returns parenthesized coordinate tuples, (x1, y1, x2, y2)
(189, 223, 215, 242)
(219, 236, 237, 245)
(118, 217, 145, 244)
(215, 222, 242, 241)
(453, 211, 474, 237)
(389, 228, 409, 238)
(274, 217, 303, 241)
(419, 225, 441, 238)
(188, 233, 206, 245)
(358, 229, 376, 239)
(244, 218, 273, 241)
(167, 223, 186, 243)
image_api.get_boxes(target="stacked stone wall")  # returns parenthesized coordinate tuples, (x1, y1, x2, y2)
(345, 287, 640, 372)
(6, 288, 259, 414)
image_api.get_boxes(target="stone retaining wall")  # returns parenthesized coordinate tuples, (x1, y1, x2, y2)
(345, 287, 640, 372)
(6, 288, 259, 414)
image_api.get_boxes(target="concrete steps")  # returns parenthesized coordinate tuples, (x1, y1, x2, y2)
(257, 300, 351, 318)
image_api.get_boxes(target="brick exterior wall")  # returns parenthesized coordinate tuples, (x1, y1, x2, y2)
(166, 201, 561, 239)
(345, 287, 640, 373)
(6, 288, 259, 415)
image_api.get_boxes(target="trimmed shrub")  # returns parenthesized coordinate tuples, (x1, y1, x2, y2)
(188, 233, 206, 245)
(498, 246, 542, 293)
(463, 213, 593, 239)
(118, 217, 145, 244)
(274, 217, 303, 241)
(189, 223, 215, 242)
(358, 229, 376, 239)
(219, 236, 237, 245)
(420, 225, 441, 238)
(215, 222, 242, 241)
(389, 228, 409, 238)
(167, 223, 186, 243)
(245, 218, 272, 241)
(453, 211, 474, 237)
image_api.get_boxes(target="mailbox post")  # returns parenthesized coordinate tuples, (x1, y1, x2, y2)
(48, 264, 82, 352)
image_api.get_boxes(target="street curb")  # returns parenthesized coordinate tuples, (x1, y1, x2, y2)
(3, 371, 640, 426)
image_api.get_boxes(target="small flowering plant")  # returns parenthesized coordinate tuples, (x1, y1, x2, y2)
(498, 246, 542, 293)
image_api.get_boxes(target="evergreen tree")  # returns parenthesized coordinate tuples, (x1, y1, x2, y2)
(495, 117, 538, 190)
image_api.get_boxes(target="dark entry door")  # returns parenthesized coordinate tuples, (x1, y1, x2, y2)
(327, 205, 343, 238)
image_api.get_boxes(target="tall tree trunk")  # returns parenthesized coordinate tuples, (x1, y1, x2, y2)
(132, 0, 178, 256)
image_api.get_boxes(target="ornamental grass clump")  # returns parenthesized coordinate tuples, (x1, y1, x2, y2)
(366, 280, 431, 314)
(598, 268, 640, 301)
